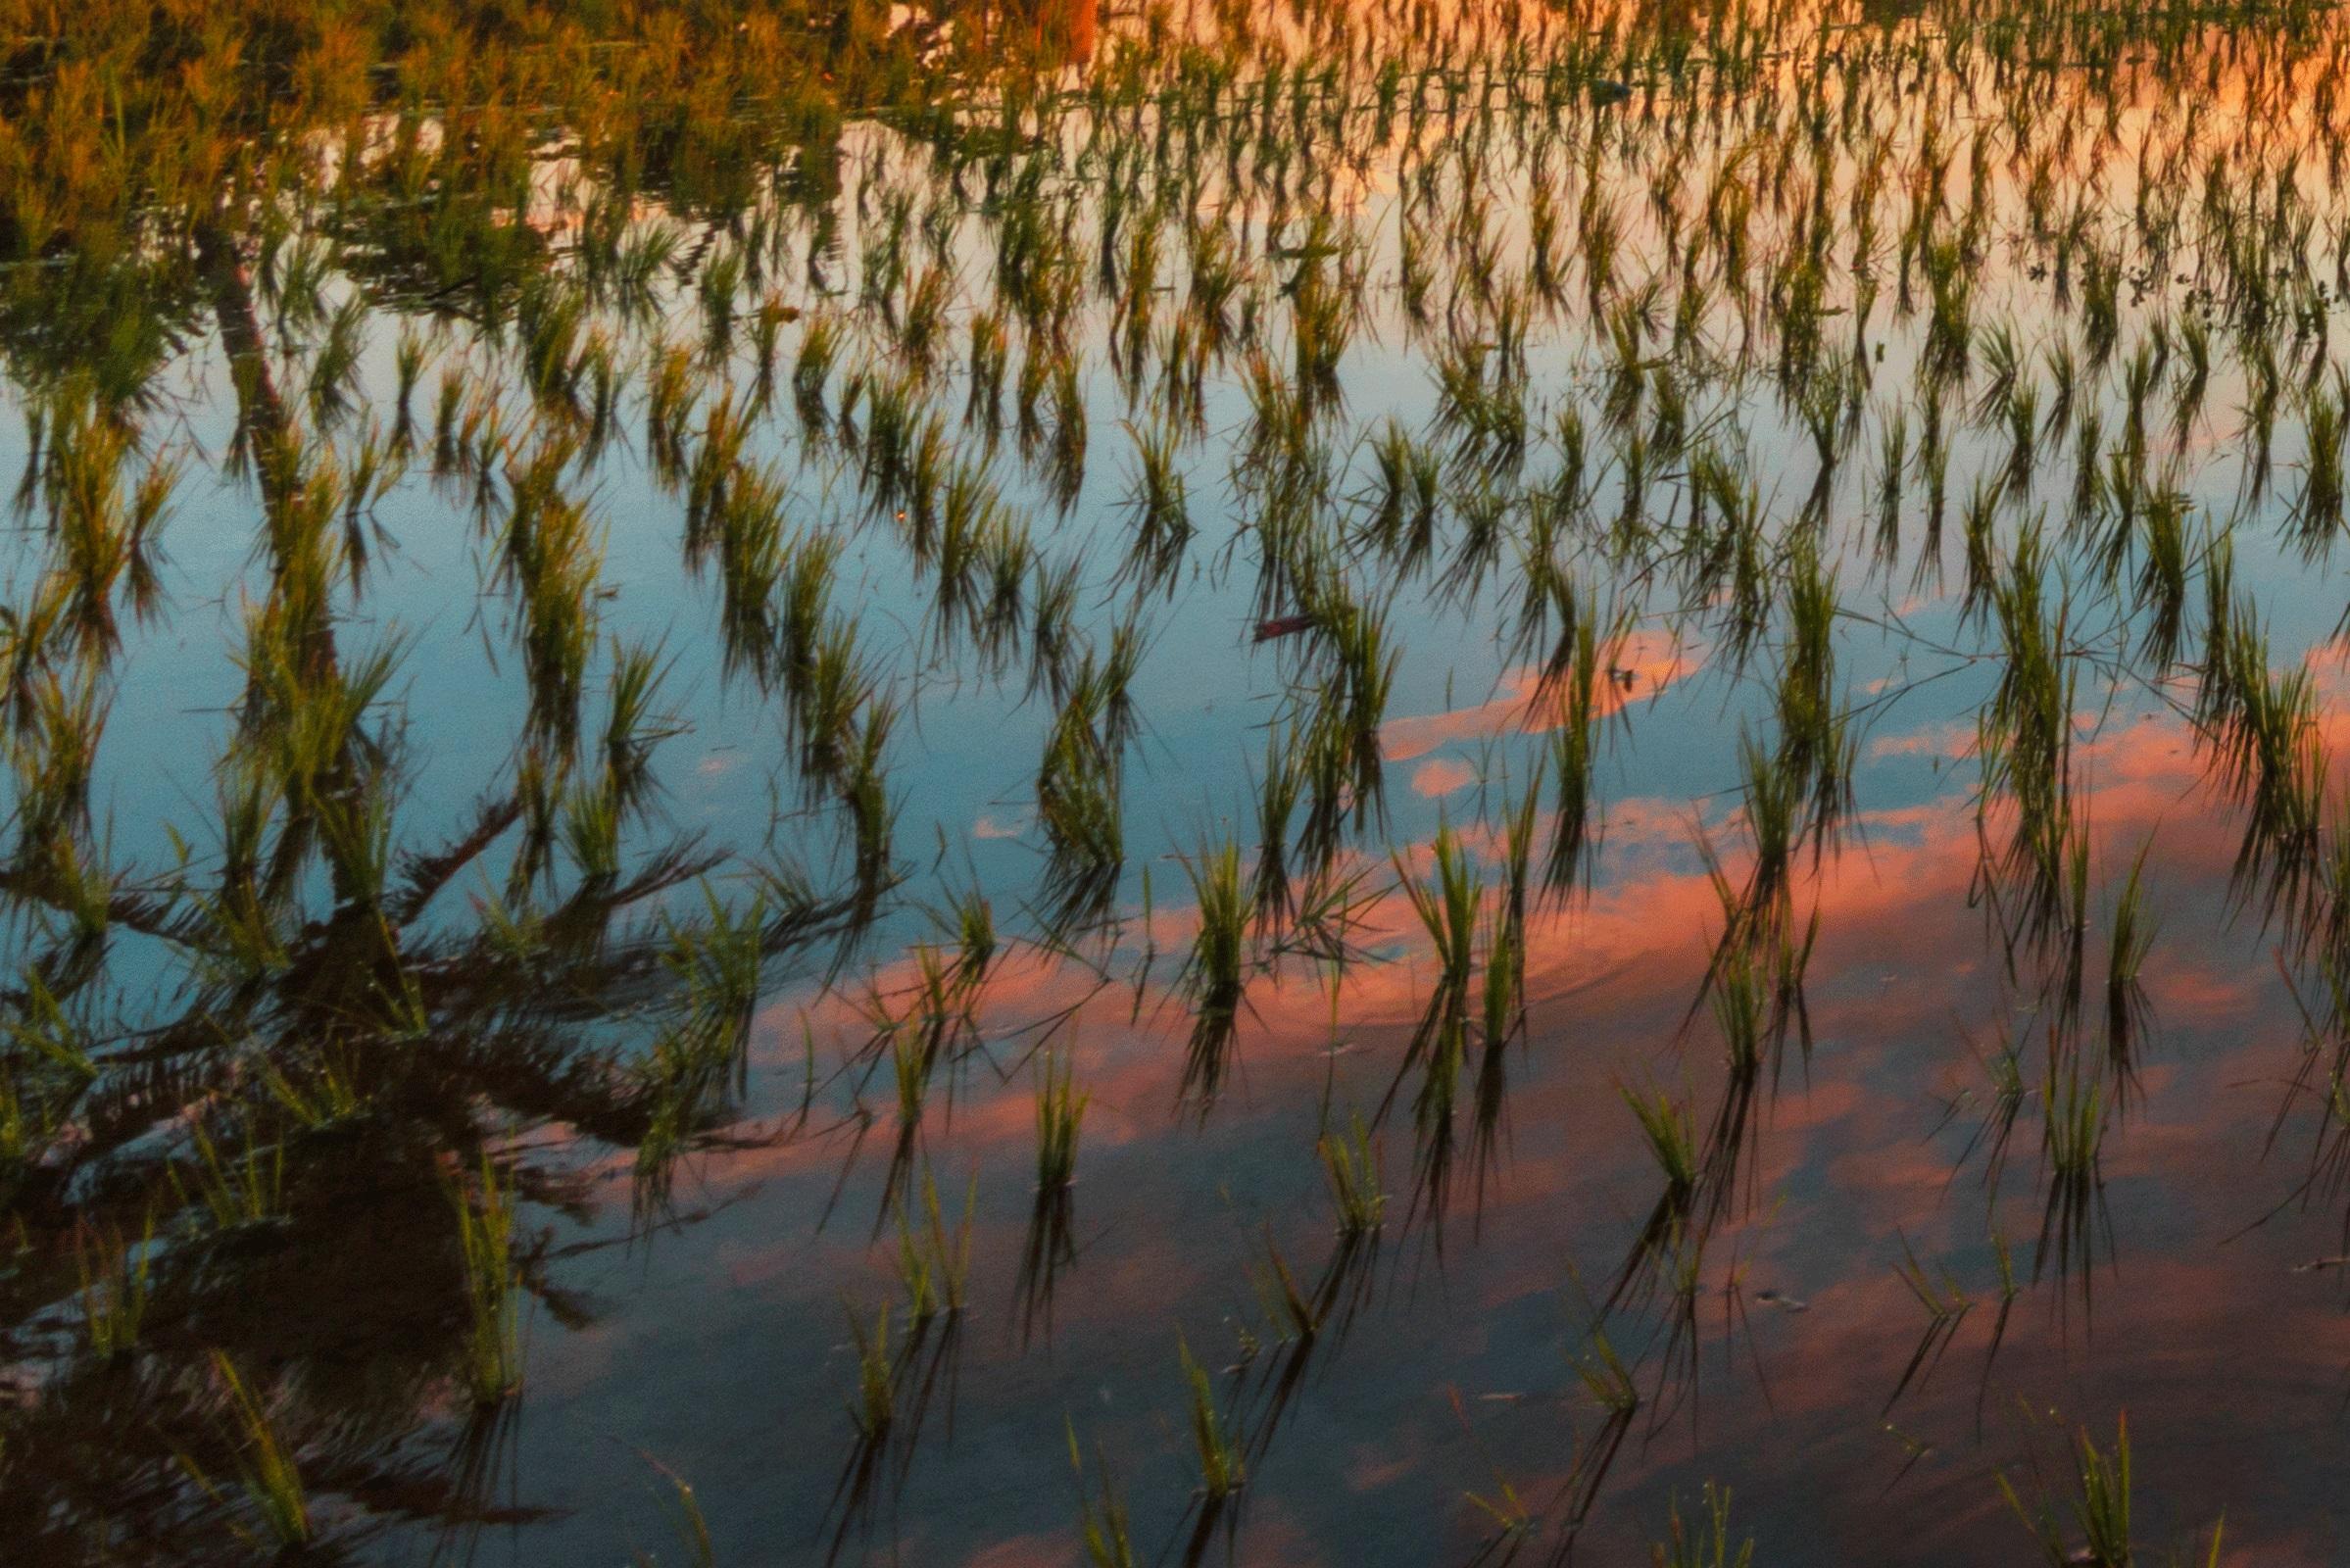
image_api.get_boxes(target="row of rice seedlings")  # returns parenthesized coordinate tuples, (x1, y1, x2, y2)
(32, 0, 2342, 470)
(495, 14, 2330, 728)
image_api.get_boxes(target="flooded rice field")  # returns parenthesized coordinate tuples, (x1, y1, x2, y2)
(7, 0, 2350, 1561)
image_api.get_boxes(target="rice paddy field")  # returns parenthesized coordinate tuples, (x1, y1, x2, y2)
(13, 0, 2350, 1561)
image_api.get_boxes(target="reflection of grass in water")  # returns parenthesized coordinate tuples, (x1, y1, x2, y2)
(634, 1460, 717, 1568)
(1177, 833, 1248, 1108)
(74, 1211, 153, 1365)
(2000, 1413, 2227, 1568)
(2105, 841, 2158, 1090)
(186, 1351, 311, 1554)
(40, 385, 175, 662)
(1036, 655, 1126, 924)
(2036, 1050, 2112, 1306)
(1068, 1419, 1141, 1567)
(12, 0, 2350, 1556)
(895, 1165, 975, 1325)
(451, 1151, 523, 1408)
(1034, 1050, 1087, 1196)
(1249, 727, 1303, 929)
(1318, 1114, 1387, 1245)
(2197, 593, 2327, 940)
(1650, 1482, 1754, 1568)
(1018, 1050, 1087, 1341)
(1178, 1333, 1245, 1503)
(634, 883, 773, 1204)
(172, 1121, 286, 1235)
(1386, 820, 1479, 1230)
(1975, 521, 2083, 963)
(1607, 1084, 1702, 1317)
(1885, 1231, 1972, 1416)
